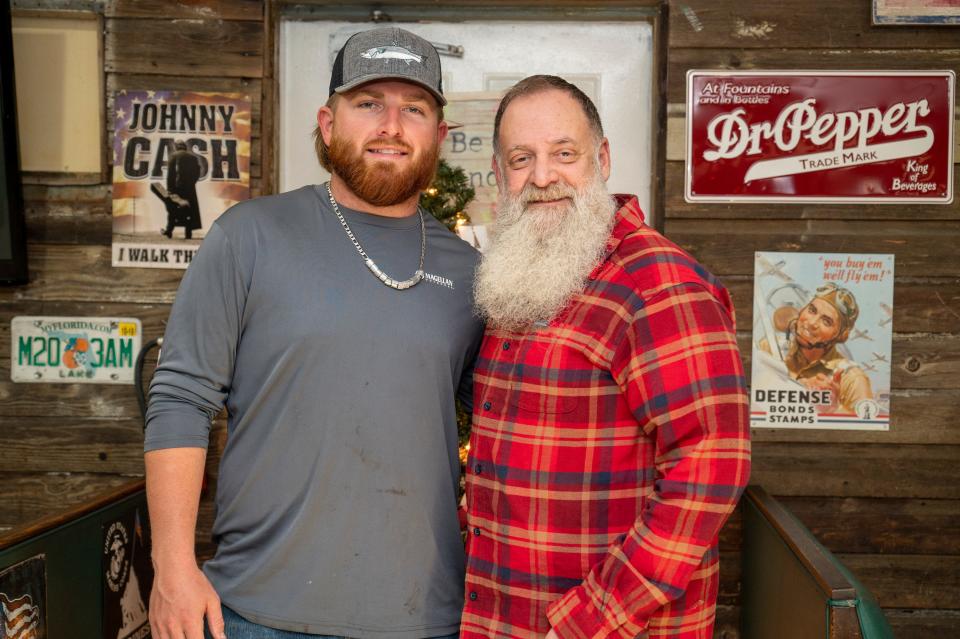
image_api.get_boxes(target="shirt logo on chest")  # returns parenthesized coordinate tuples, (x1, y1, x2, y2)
(423, 272, 455, 289)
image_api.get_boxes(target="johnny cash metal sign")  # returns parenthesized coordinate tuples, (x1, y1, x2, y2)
(685, 71, 954, 203)
(111, 91, 251, 269)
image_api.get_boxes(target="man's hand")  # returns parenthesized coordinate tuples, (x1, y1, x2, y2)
(150, 562, 225, 639)
(546, 629, 560, 639)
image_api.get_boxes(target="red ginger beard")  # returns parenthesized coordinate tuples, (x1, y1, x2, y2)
(326, 130, 440, 208)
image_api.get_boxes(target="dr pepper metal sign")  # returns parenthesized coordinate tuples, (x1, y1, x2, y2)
(686, 71, 955, 203)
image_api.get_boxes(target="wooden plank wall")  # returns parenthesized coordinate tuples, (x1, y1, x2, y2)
(1, 1, 957, 638)
(666, 2, 960, 638)
(0, 0, 264, 560)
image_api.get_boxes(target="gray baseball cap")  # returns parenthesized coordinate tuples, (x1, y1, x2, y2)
(329, 27, 446, 106)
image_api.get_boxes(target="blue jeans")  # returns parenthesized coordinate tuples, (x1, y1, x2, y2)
(205, 604, 459, 639)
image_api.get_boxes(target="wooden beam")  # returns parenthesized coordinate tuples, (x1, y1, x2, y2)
(751, 443, 960, 499)
(105, 17, 264, 77)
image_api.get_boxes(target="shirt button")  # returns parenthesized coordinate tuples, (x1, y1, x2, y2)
(469, 591, 478, 601)
(474, 463, 482, 474)
(482, 401, 491, 410)
(502, 342, 510, 350)
(473, 527, 481, 536)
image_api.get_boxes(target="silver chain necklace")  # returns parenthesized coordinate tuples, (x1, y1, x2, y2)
(325, 182, 426, 290)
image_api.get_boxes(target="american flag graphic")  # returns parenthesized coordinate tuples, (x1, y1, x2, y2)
(0, 592, 39, 639)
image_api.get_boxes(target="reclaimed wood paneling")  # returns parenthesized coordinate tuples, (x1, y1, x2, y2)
(0, 383, 144, 420)
(782, 496, 960, 555)
(1, 418, 146, 474)
(0, 244, 185, 303)
(886, 609, 960, 639)
(23, 184, 112, 245)
(105, 18, 263, 77)
(667, 219, 960, 278)
(841, 553, 960, 609)
(751, 442, 960, 499)
(668, 0, 960, 50)
(105, 0, 262, 21)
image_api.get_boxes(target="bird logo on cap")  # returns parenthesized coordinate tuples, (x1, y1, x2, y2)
(360, 46, 423, 65)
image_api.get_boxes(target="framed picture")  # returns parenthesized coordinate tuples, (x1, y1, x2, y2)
(873, 0, 960, 25)
(685, 70, 955, 204)
(0, 3, 28, 285)
(11, 11, 105, 184)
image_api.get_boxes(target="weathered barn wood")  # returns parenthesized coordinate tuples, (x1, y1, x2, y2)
(105, 0, 263, 21)
(668, 1, 960, 50)
(668, 219, 960, 278)
(105, 18, 264, 77)
(783, 496, 960, 555)
(886, 609, 960, 639)
(840, 553, 960, 609)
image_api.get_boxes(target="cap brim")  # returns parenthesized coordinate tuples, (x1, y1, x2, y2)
(334, 74, 447, 107)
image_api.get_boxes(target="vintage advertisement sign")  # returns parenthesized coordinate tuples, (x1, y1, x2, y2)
(442, 92, 501, 231)
(0, 555, 46, 639)
(873, 0, 960, 25)
(102, 508, 152, 639)
(11, 317, 142, 384)
(751, 251, 894, 431)
(111, 90, 251, 269)
(686, 71, 954, 203)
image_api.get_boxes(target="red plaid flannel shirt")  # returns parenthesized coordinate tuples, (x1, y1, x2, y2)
(461, 195, 751, 639)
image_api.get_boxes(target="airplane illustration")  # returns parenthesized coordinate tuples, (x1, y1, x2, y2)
(862, 362, 877, 372)
(878, 302, 893, 327)
(756, 256, 792, 282)
(850, 328, 873, 341)
(871, 352, 889, 363)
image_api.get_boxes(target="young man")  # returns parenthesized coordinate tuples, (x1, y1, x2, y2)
(461, 75, 751, 639)
(766, 283, 872, 414)
(145, 27, 483, 639)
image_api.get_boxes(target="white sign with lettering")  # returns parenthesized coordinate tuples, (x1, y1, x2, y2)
(11, 316, 142, 384)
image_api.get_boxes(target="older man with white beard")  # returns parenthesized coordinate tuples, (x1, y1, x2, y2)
(460, 75, 751, 639)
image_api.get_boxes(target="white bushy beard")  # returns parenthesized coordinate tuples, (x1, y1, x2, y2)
(475, 167, 617, 332)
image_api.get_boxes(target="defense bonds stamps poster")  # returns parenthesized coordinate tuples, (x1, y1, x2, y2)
(751, 251, 894, 431)
(112, 91, 251, 269)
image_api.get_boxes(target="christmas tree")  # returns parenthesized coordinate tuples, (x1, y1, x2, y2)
(421, 159, 475, 231)
(421, 160, 477, 470)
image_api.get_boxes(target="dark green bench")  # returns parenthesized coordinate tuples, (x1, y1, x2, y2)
(741, 486, 894, 639)
(0, 480, 151, 637)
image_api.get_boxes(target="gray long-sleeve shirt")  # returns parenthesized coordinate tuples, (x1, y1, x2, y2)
(145, 185, 484, 637)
